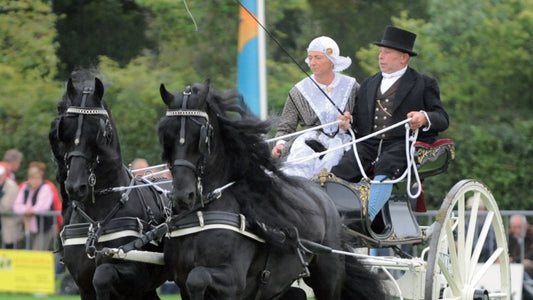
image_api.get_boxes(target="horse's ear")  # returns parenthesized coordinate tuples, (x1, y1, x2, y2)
(196, 79, 210, 105)
(66, 78, 76, 101)
(94, 78, 105, 101)
(204, 79, 211, 93)
(160, 84, 174, 106)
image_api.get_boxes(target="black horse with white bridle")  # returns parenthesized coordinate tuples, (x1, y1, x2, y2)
(49, 74, 171, 300)
(157, 80, 385, 300)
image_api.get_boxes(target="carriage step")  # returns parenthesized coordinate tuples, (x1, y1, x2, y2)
(387, 199, 421, 239)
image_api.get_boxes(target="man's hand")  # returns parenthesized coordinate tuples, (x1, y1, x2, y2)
(271, 144, 284, 158)
(338, 111, 352, 131)
(407, 111, 428, 130)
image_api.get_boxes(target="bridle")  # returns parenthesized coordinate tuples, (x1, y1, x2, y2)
(59, 85, 164, 259)
(165, 85, 213, 205)
(62, 86, 111, 199)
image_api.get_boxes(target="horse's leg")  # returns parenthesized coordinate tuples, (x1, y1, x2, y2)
(278, 287, 307, 300)
(141, 290, 161, 300)
(185, 265, 248, 300)
(93, 264, 121, 300)
(304, 253, 343, 300)
(93, 263, 164, 300)
(64, 254, 96, 300)
(185, 266, 213, 300)
(71, 272, 97, 300)
(78, 288, 97, 300)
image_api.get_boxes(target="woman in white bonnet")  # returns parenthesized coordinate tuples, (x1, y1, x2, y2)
(271, 36, 358, 178)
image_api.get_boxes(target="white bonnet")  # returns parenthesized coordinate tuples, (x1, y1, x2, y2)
(305, 36, 352, 72)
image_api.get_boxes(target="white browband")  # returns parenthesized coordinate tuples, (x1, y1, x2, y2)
(67, 107, 109, 116)
(166, 109, 209, 121)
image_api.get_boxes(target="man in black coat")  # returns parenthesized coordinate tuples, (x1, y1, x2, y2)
(331, 26, 449, 221)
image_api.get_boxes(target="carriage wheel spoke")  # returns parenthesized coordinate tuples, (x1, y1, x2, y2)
(438, 255, 461, 295)
(470, 247, 503, 287)
(445, 217, 463, 285)
(456, 195, 467, 283)
(468, 211, 494, 277)
(465, 195, 479, 279)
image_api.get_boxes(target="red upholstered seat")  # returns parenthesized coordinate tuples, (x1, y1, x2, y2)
(414, 138, 455, 178)
(414, 138, 455, 149)
(412, 138, 455, 212)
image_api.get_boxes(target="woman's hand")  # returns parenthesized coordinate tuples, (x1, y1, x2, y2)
(271, 144, 284, 158)
(338, 111, 352, 131)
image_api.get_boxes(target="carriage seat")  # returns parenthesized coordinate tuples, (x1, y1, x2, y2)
(371, 138, 455, 235)
(414, 138, 455, 179)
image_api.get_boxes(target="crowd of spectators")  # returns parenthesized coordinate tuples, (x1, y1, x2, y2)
(0, 149, 61, 251)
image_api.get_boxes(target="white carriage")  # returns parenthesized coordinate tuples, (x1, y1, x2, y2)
(310, 137, 511, 300)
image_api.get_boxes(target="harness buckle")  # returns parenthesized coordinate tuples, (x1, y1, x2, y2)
(259, 270, 271, 284)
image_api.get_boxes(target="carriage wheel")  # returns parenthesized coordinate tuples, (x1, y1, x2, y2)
(425, 179, 511, 299)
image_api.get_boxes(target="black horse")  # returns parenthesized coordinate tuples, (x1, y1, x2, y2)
(157, 80, 385, 300)
(49, 74, 171, 300)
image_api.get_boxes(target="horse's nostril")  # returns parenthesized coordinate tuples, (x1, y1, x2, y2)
(74, 185, 87, 198)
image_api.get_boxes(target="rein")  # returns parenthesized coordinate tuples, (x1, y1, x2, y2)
(69, 172, 167, 258)
(81, 175, 136, 258)
(271, 118, 423, 198)
(104, 181, 237, 255)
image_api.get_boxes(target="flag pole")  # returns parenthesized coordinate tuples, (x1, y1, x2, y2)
(257, 0, 266, 119)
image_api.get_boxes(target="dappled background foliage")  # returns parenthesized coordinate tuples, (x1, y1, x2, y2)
(1, 0, 532, 210)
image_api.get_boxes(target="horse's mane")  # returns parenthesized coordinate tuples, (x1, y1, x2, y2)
(207, 90, 278, 178)
(206, 91, 316, 230)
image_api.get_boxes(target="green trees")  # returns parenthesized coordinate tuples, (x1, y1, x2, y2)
(0, 0, 61, 178)
(1, 0, 531, 209)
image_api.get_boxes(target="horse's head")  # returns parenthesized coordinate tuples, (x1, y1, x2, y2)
(52, 77, 116, 203)
(158, 80, 213, 211)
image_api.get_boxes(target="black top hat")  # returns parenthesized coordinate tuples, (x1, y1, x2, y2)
(373, 26, 418, 56)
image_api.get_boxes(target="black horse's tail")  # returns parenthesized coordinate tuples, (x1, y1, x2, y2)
(341, 254, 386, 300)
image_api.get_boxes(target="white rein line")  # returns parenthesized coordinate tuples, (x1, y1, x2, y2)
(348, 121, 422, 199)
(281, 118, 422, 199)
(331, 248, 425, 268)
(129, 163, 172, 195)
(265, 120, 341, 143)
(141, 169, 170, 178)
(130, 163, 168, 174)
(284, 118, 412, 165)
(109, 179, 173, 193)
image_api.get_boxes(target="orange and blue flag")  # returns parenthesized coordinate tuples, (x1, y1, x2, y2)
(237, 0, 264, 117)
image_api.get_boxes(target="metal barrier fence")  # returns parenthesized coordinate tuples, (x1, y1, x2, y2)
(0, 211, 60, 250)
(1, 210, 532, 251)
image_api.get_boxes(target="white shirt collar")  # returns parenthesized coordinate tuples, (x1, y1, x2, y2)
(382, 66, 408, 79)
